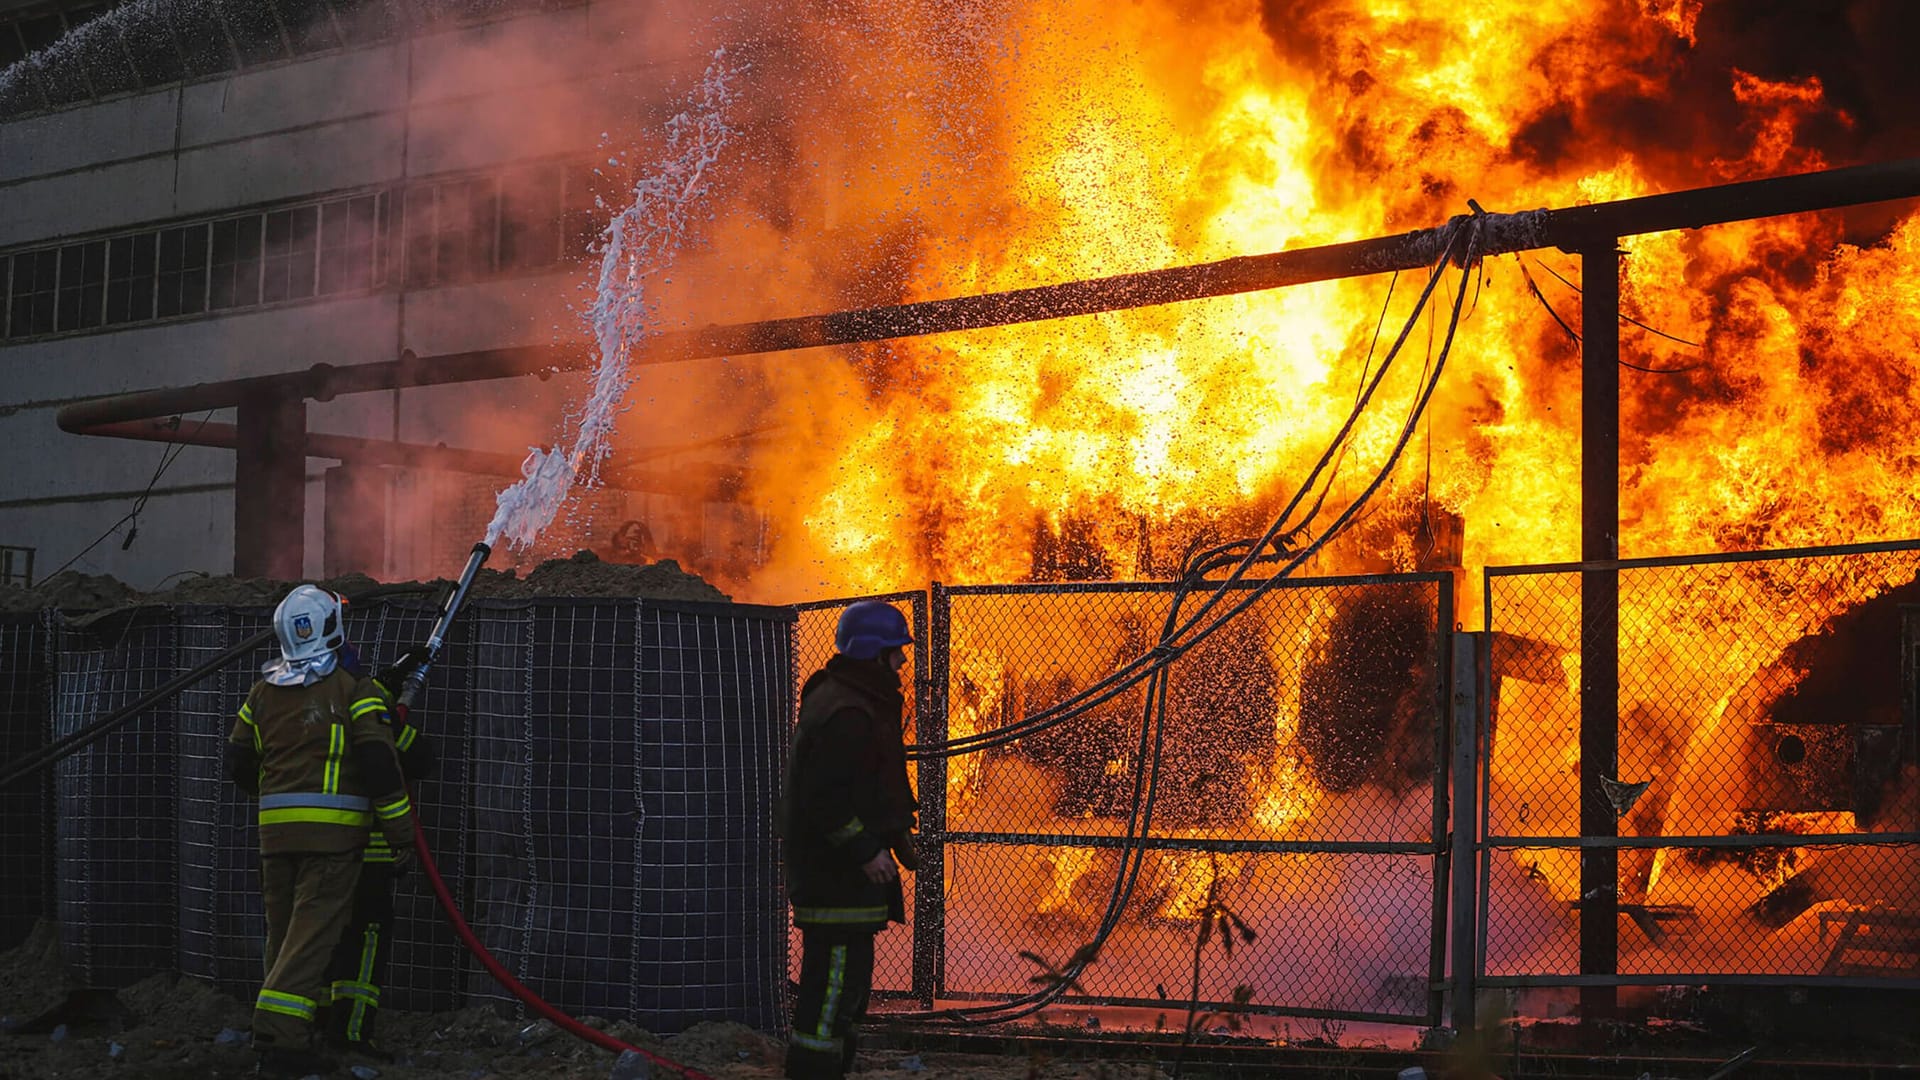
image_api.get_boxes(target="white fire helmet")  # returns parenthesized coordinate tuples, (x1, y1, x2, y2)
(273, 585, 346, 665)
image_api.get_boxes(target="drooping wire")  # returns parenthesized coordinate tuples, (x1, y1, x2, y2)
(904, 221, 1479, 764)
(43, 411, 218, 580)
(1520, 255, 1708, 374)
(893, 217, 1485, 1025)
(1530, 255, 1705, 349)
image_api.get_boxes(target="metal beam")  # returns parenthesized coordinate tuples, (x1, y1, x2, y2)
(59, 158, 1920, 439)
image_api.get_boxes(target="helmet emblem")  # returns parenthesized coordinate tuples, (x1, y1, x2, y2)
(293, 614, 314, 640)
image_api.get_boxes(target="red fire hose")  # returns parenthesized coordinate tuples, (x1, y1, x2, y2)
(411, 813, 718, 1080)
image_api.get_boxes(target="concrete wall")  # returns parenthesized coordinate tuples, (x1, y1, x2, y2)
(0, 1, 715, 589)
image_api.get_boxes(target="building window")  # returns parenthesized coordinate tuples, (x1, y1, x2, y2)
(55, 240, 106, 331)
(208, 214, 264, 310)
(156, 223, 209, 318)
(0, 544, 33, 588)
(401, 183, 436, 289)
(261, 205, 318, 303)
(105, 233, 157, 325)
(6, 249, 58, 338)
(318, 193, 383, 295)
(499, 164, 563, 272)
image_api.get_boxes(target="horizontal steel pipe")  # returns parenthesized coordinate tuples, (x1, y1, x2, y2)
(57, 158, 1920, 438)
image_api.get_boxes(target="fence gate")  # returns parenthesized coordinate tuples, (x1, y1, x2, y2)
(797, 574, 1455, 1025)
(1479, 540, 1920, 1001)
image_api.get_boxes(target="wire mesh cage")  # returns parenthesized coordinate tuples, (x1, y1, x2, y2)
(0, 611, 54, 952)
(43, 592, 794, 1031)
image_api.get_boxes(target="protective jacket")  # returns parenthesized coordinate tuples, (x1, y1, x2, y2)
(778, 655, 918, 932)
(226, 668, 416, 856)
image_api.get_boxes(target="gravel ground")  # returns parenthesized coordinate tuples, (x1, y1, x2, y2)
(0, 922, 1161, 1080)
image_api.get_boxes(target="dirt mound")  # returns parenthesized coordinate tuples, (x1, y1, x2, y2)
(468, 550, 731, 603)
(0, 553, 728, 614)
(0, 572, 139, 614)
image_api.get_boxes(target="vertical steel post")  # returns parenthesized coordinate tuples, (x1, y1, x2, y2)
(912, 583, 951, 1008)
(1450, 629, 1485, 1033)
(234, 391, 307, 580)
(1577, 238, 1622, 1019)
(1427, 576, 1456, 1028)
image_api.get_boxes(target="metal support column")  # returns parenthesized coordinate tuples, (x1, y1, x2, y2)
(234, 392, 307, 580)
(912, 583, 952, 1008)
(1450, 630, 1486, 1033)
(1576, 238, 1622, 1019)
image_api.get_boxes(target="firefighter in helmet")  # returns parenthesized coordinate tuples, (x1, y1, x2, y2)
(224, 586, 417, 1078)
(778, 601, 919, 1080)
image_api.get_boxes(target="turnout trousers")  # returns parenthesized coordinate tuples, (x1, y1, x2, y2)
(785, 928, 875, 1080)
(324, 861, 395, 1047)
(255, 850, 362, 1050)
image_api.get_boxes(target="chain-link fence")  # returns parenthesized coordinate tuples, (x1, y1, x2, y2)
(1482, 540, 1920, 990)
(794, 576, 1454, 1023)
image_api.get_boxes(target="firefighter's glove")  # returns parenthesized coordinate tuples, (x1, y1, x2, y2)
(389, 844, 418, 878)
(891, 834, 922, 874)
(860, 850, 899, 884)
(377, 646, 430, 690)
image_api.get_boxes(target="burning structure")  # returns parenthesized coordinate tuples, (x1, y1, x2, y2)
(3, 0, 1919, 1039)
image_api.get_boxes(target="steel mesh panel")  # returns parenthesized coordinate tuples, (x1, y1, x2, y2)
(1483, 542, 1920, 987)
(51, 608, 182, 988)
(941, 843, 1438, 1019)
(518, 600, 640, 1018)
(790, 596, 923, 999)
(175, 604, 275, 998)
(634, 602, 793, 1031)
(0, 612, 53, 951)
(464, 601, 537, 1013)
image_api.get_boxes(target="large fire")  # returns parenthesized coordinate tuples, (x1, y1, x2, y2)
(640, 0, 1919, 948)
(644, 0, 1920, 611)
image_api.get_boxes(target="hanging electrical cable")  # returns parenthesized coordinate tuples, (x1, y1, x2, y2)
(893, 213, 1486, 1025)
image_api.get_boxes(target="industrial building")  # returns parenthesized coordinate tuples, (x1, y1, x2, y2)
(0, 0, 756, 590)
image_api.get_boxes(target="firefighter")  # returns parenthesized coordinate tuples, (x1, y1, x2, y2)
(224, 586, 417, 1078)
(779, 601, 919, 1080)
(320, 645, 434, 1061)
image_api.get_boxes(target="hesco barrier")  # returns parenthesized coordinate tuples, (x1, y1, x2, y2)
(0, 612, 53, 952)
(42, 595, 793, 1033)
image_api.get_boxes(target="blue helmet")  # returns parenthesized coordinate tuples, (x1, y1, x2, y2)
(835, 601, 914, 661)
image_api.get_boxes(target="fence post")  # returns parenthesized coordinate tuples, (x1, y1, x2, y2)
(912, 583, 950, 1008)
(1450, 630, 1485, 1033)
(1576, 236, 1623, 1019)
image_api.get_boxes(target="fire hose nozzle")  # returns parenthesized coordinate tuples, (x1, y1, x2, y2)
(397, 540, 494, 710)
